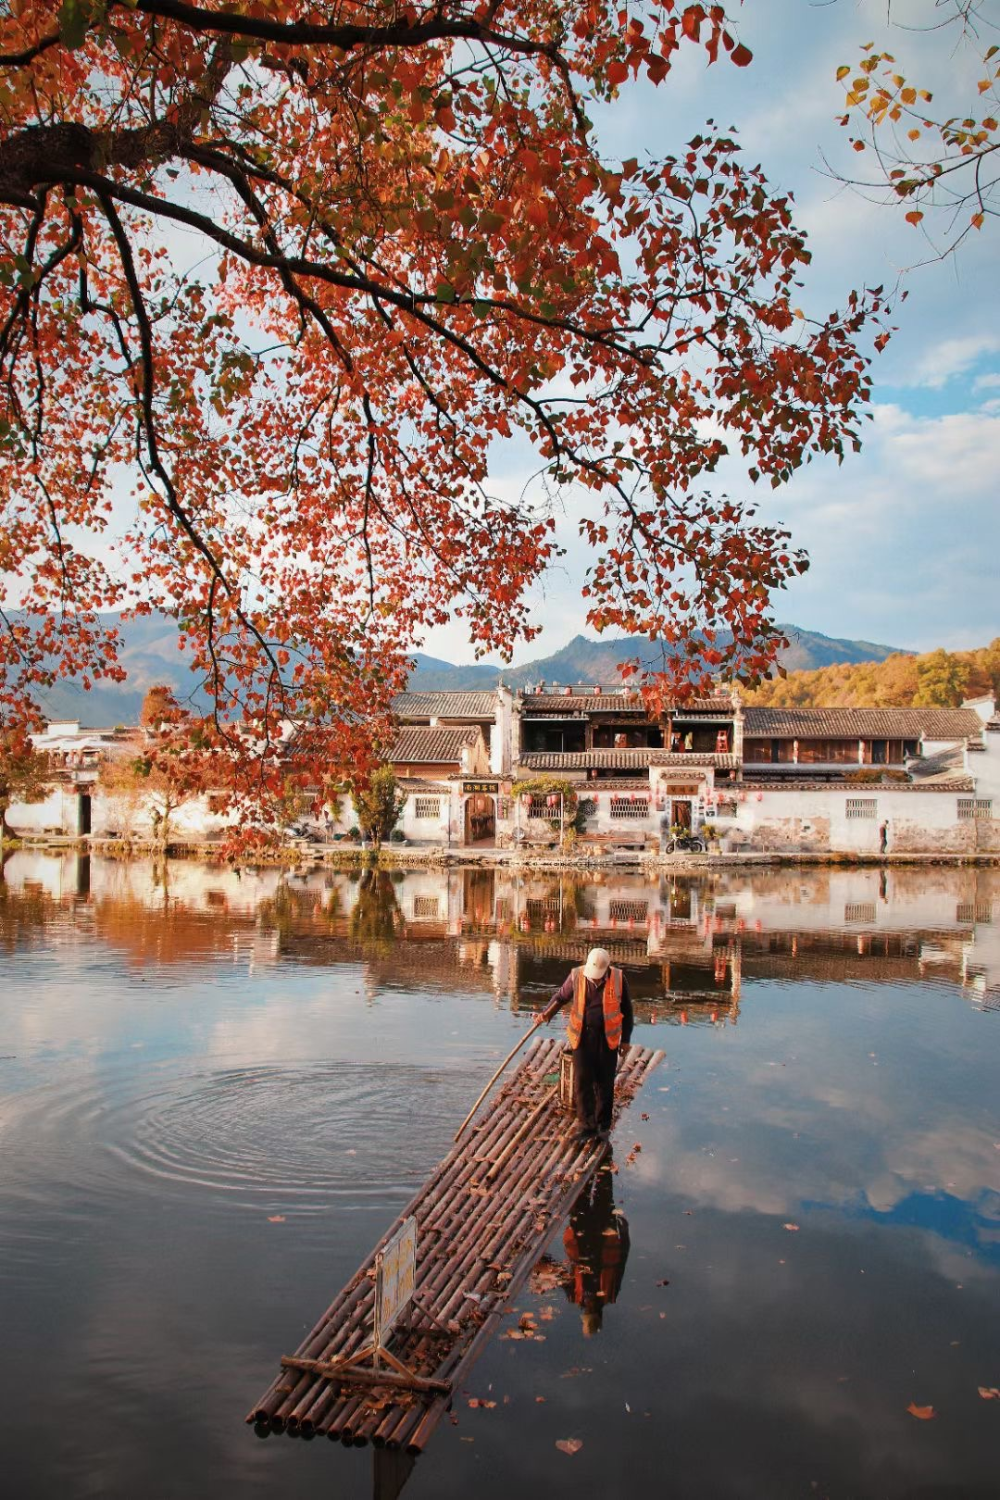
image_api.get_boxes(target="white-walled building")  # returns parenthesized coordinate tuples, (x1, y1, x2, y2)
(6, 686, 1000, 857)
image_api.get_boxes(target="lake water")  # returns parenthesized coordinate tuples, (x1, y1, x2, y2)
(1, 852, 998, 1499)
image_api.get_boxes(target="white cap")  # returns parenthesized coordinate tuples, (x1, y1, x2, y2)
(583, 947, 611, 981)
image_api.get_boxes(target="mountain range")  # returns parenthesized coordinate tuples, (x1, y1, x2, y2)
(33, 612, 907, 725)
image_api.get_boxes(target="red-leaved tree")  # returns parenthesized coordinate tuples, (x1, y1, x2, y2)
(0, 2, 889, 826)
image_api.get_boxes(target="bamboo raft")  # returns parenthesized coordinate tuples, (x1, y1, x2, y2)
(248, 1037, 664, 1454)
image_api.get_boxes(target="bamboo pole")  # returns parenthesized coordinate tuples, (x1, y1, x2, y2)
(453, 1014, 549, 1141)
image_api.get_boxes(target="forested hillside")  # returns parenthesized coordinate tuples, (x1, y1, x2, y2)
(746, 643, 1000, 709)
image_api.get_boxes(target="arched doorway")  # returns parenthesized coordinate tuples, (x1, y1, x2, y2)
(464, 794, 495, 846)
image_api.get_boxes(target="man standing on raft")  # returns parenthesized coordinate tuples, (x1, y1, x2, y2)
(542, 947, 634, 1141)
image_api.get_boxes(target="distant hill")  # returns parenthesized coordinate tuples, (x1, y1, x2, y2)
(30, 611, 910, 723)
(410, 623, 907, 691)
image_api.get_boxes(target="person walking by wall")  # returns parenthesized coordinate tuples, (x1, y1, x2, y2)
(542, 947, 634, 1141)
(879, 820, 889, 855)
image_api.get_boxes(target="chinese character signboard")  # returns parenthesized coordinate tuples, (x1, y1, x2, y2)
(374, 1216, 417, 1347)
(462, 780, 498, 795)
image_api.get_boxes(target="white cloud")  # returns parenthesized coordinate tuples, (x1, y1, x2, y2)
(904, 334, 1000, 389)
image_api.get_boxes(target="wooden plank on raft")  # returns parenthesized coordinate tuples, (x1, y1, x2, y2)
(248, 1039, 664, 1456)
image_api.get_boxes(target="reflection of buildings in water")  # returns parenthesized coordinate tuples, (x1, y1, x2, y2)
(961, 920, 1000, 1012)
(4, 854, 999, 1013)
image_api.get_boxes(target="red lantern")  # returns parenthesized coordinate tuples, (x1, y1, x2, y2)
(521, 792, 531, 806)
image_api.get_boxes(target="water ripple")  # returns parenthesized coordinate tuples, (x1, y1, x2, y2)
(1, 1061, 464, 1216)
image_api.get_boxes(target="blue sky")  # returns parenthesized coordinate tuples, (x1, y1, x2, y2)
(424, 0, 1000, 663)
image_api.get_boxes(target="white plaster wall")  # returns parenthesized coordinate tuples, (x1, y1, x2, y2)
(397, 785, 452, 845)
(6, 787, 79, 836)
(90, 789, 236, 842)
(492, 689, 513, 775)
(727, 785, 977, 855)
(971, 730, 1000, 797)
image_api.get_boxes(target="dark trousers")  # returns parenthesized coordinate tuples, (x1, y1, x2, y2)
(573, 1026, 618, 1130)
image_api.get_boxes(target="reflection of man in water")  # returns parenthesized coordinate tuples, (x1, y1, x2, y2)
(561, 1163, 630, 1337)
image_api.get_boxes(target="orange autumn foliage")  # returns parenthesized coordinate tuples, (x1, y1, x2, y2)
(0, 2, 889, 826)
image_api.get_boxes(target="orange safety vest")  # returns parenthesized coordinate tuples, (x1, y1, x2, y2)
(566, 966, 624, 1051)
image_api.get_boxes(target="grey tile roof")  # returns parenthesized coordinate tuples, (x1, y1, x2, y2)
(739, 777, 976, 792)
(520, 693, 734, 713)
(907, 744, 976, 787)
(518, 750, 739, 770)
(742, 707, 983, 740)
(389, 726, 482, 764)
(393, 691, 498, 719)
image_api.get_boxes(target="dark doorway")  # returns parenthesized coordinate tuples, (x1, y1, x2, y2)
(671, 799, 692, 830)
(78, 793, 92, 836)
(464, 795, 495, 846)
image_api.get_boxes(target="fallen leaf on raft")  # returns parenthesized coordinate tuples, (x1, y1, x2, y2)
(783, 1224, 800, 1232)
(656, 1279, 670, 1287)
(641, 1113, 650, 1121)
(467, 1398, 497, 1409)
(978, 1387, 1000, 1400)
(535, 1396, 546, 1403)
(502, 1329, 526, 1340)
(907, 1403, 936, 1420)
(555, 1438, 583, 1455)
(267, 1215, 286, 1223)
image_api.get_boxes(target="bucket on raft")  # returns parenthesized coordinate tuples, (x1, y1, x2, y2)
(543, 1049, 575, 1112)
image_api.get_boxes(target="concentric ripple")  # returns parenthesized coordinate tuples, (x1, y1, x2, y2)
(1, 1060, 467, 1216)
(109, 1061, 458, 1205)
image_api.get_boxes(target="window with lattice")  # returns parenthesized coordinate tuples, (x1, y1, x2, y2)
(413, 896, 440, 918)
(610, 797, 648, 819)
(844, 902, 876, 924)
(413, 797, 441, 819)
(845, 798, 878, 819)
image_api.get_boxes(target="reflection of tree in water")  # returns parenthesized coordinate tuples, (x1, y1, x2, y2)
(257, 880, 332, 940)
(349, 868, 403, 956)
